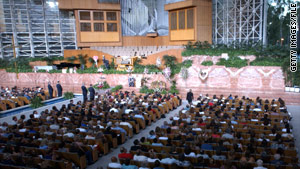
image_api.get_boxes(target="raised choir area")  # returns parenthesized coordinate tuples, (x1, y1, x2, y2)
(90, 46, 184, 58)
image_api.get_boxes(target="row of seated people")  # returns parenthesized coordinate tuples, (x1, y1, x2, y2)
(0, 91, 181, 169)
(106, 94, 298, 169)
(0, 86, 49, 111)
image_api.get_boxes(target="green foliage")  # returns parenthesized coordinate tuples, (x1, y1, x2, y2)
(77, 67, 98, 74)
(48, 69, 62, 73)
(216, 56, 248, 68)
(111, 85, 123, 93)
(201, 61, 214, 66)
(134, 59, 161, 73)
(67, 56, 77, 64)
(266, 0, 298, 45)
(37, 69, 47, 73)
(63, 92, 74, 100)
(28, 56, 64, 62)
(250, 57, 282, 66)
(110, 58, 115, 69)
(163, 55, 177, 68)
(78, 54, 87, 67)
(139, 86, 154, 94)
(161, 89, 167, 95)
(162, 55, 193, 77)
(5, 67, 33, 73)
(103, 69, 128, 74)
(169, 80, 179, 94)
(30, 96, 44, 109)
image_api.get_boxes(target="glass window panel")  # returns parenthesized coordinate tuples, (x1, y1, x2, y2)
(179, 10, 185, 29)
(80, 23, 91, 31)
(107, 23, 117, 32)
(106, 12, 117, 21)
(79, 11, 91, 20)
(94, 23, 104, 32)
(170, 12, 177, 30)
(94, 12, 104, 20)
(187, 9, 194, 29)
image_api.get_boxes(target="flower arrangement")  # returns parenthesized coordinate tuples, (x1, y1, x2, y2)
(93, 81, 110, 90)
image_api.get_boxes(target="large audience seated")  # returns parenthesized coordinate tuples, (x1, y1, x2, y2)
(0, 91, 181, 169)
(108, 94, 298, 169)
(0, 86, 49, 111)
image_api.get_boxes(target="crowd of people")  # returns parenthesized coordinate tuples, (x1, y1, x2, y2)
(0, 89, 181, 169)
(106, 94, 298, 169)
(0, 82, 63, 111)
(0, 82, 298, 169)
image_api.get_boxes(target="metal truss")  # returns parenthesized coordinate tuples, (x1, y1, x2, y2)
(0, 0, 77, 58)
(212, 0, 268, 45)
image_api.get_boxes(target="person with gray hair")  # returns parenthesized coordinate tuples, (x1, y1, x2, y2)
(254, 159, 267, 169)
(108, 156, 122, 168)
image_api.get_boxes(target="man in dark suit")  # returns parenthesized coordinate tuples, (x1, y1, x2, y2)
(56, 81, 63, 97)
(81, 83, 87, 102)
(186, 89, 194, 105)
(47, 82, 53, 99)
(88, 84, 95, 101)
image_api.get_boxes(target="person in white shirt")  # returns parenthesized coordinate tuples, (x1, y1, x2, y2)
(125, 106, 133, 114)
(133, 150, 148, 162)
(253, 159, 267, 169)
(109, 106, 119, 113)
(63, 132, 74, 138)
(120, 120, 132, 128)
(161, 154, 178, 164)
(147, 153, 160, 163)
(184, 147, 196, 157)
(50, 124, 59, 130)
(76, 127, 87, 133)
(108, 156, 122, 169)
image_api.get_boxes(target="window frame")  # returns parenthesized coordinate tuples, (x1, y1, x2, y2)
(169, 8, 194, 31)
(78, 10, 118, 33)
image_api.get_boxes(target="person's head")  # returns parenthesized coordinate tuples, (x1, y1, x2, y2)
(154, 160, 161, 167)
(82, 83, 85, 86)
(12, 116, 17, 122)
(120, 147, 127, 153)
(90, 84, 93, 87)
(256, 159, 263, 166)
(124, 158, 131, 165)
(48, 82, 51, 85)
(140, 137, 145, 143)
(133, 139, 139, 145)
(189, 89, 192, 92)
(274, 154, 281, 160)
(57, 81, 60, 84)
(111, 156, 118, 163)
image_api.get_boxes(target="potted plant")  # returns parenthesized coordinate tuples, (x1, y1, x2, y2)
(30, 96, 44, 109)
(63, 92, 74, 99)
